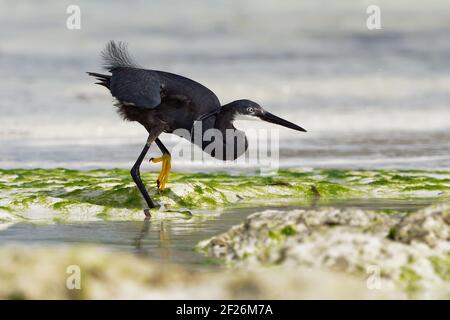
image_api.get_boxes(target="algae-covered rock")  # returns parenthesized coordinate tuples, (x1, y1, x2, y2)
(0, 168, 449, 222)
(393, 202, 450, 247)
(199, 208, 395, 262)
(0, 245, 400, 299)
(198, 203, 450, 299)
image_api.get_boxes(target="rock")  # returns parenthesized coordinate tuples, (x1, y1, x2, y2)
(198, 204, 450, 299)
(1, 168, 449, 222)
(0, 245, 400, 299)
(199, 208, 394, 263)
(393, 202, 450, 247)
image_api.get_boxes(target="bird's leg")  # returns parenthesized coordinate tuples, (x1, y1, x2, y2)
(130, 136, 158, 208)
(150, 138, 171, 191)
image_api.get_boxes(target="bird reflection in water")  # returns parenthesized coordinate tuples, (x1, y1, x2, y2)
(134, 212, 172, 261)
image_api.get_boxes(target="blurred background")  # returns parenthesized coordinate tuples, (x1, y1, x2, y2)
(1, 0, 449, 170)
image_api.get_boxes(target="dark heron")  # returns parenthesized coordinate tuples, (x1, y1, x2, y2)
(88, 41, 306, 209)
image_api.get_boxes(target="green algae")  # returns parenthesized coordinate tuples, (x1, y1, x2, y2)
(399, 266, 422, 294)
(0, 206, 13, 213)
(265, 225, 297, 244)
(268, 230, 283, 241)
(429, 255, 450, 281)
(0, 168, 449, 222)
(280, 225, 297, 236)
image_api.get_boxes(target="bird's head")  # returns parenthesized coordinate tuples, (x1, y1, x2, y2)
(228, 99, 307, 132)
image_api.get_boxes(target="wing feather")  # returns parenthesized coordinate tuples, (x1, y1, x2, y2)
(110, 68, 161, 109)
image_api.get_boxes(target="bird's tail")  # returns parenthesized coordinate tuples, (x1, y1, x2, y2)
(100, 40, 140, 71)
(86, 72, 111, 88)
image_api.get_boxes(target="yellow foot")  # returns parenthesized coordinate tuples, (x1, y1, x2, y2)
(150, 154, 171, 191)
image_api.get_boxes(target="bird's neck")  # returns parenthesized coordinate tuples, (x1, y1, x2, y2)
(215, 106, 237, 132)
(204, 105, 247, 160)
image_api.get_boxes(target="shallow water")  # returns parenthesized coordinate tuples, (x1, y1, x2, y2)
(0, 199, 432, 269)
(1, 130, 449, 171)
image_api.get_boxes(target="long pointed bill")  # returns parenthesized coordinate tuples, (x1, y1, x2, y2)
(259, 111, 307, 132)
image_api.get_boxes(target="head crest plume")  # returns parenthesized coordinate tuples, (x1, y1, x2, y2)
(101, 40, 140, 71)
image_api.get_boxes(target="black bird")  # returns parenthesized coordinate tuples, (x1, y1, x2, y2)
(88, 41, 306, 209)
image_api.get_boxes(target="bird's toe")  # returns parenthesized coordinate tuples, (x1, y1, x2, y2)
(154, 154, 171, 191)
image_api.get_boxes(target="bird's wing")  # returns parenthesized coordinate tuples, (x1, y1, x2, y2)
(110, 68, 161, 108)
